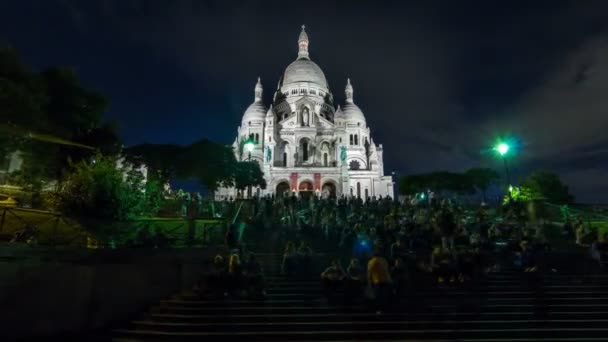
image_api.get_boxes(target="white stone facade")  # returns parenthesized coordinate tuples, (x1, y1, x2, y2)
(217, 26, 393, 200)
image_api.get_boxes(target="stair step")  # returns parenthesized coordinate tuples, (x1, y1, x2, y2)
(113, 326, 608, 341)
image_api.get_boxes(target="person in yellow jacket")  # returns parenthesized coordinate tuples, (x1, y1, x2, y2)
(367, 250, 392, 314)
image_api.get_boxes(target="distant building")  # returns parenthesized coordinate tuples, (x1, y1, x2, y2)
(217, 26, 393, 200)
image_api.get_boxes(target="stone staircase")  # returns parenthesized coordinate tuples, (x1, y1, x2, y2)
(110, 253, 608, 341)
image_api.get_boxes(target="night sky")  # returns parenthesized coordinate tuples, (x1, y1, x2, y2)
(1, 1, 607, 203)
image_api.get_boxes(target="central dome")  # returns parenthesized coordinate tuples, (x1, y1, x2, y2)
(283, 59, 328, 89)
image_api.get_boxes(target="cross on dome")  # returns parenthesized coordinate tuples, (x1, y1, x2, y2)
(254, 77, 263, 102)
(345, 78, 354, 103)
(298, 24, 309, 59)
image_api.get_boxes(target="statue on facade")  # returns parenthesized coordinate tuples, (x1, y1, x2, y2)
(265, 145, 272, 162)
(302, 107, 309, 126)
(340, 145, 347, 165)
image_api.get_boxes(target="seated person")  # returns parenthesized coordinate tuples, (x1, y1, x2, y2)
(226, 253, 244, 296)
(297, 240, 313, 275)
(457, 247, 478, 282)
(514, 240, 538, 273)
(321, 258, 345, 298)
(207, 254, 227, 298)
(431, 246, 457, 283)
(590, 232, 608, 266)
(243, 253, 266, 297)
(345, 258, 364, 302)
(391, 257, 409, 296)
(281, 241, 297, 276)
(390, 235, 409, 261)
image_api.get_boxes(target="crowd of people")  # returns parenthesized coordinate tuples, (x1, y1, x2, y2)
(202, 193, 604, 311)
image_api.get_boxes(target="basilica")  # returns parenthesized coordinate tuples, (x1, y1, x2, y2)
(217, 26, 393, 200)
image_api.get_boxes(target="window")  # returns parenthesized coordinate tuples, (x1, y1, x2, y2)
(323, 153, 328, 167)
(269, 136, 272, 142)
(349, 134, 353, 145)
(320, 91, 324, 97)
(310, 89, 316, 95)
(365, 188, 369, 200)
(300, 88, 305, 95)
(354, 135, 359, 145)
(282, 152, 287, 167)
(356, 182, 361, 199)
(339, 137, 342, 143)
(255, 133, 259, 143)
(302, 141, 309, 161)
(349, 160, 361, 170)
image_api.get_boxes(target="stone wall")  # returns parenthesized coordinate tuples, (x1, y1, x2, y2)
(0, 246, 218, 340)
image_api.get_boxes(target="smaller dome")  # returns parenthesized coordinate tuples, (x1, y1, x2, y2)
(242, 78, 267, 125)
(334, 105, 344, 119)
(342, 79, 366, 123)
(342, 103, 366, 124)
(242, 102, 266, 124)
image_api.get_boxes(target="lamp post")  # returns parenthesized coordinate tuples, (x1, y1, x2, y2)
(244, 139, 255, 199)
(494, 142, 511, 188)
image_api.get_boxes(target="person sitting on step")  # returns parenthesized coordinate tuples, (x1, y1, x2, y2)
(345, 258, 364, 303)
(208, 254, 227, 298)
(297, 240, 313, 276)
(431, 246, 458, 284)
(243, 253, 267, 297)
(226, 253, 244, 297)
(321, 258, 346, 302)
(281, 241, 297, 277)
(391, 257, 409, 296)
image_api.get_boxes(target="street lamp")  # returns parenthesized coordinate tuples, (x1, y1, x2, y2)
(245, 139, 255, 160)
(494, 141, 511, 187)
(244, 138, 256, 198)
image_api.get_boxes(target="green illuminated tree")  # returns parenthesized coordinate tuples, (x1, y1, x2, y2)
(521, 170, 574, 204)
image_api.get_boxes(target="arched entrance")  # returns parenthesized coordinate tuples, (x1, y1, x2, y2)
(275, 181, 290, 197)
(298, 180, 314, 200)
(321, 182, 337, 199)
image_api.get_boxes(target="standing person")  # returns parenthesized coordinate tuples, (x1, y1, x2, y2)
(281, 241, 297, 277)
(367, 249, 393, 314)
(225, 224, 239, 253)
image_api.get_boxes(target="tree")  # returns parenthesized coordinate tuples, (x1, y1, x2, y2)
(1, 50, 120, 185)
(179, 139, 236, 198)
(55, 154, 163, 241)
(521, 170, 574, 204)
(465, 168, 500, 201)
(233, 161, 266, 195)
(124, 143, 184, 183)
(0, 47, 47, 154)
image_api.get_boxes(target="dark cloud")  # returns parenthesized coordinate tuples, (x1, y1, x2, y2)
(1, 0, 608, 202)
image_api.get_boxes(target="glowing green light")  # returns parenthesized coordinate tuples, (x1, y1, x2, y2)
(508, 185, 514, 193)
(496, 143, 509, 156)
(245, 140, 255, 152)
